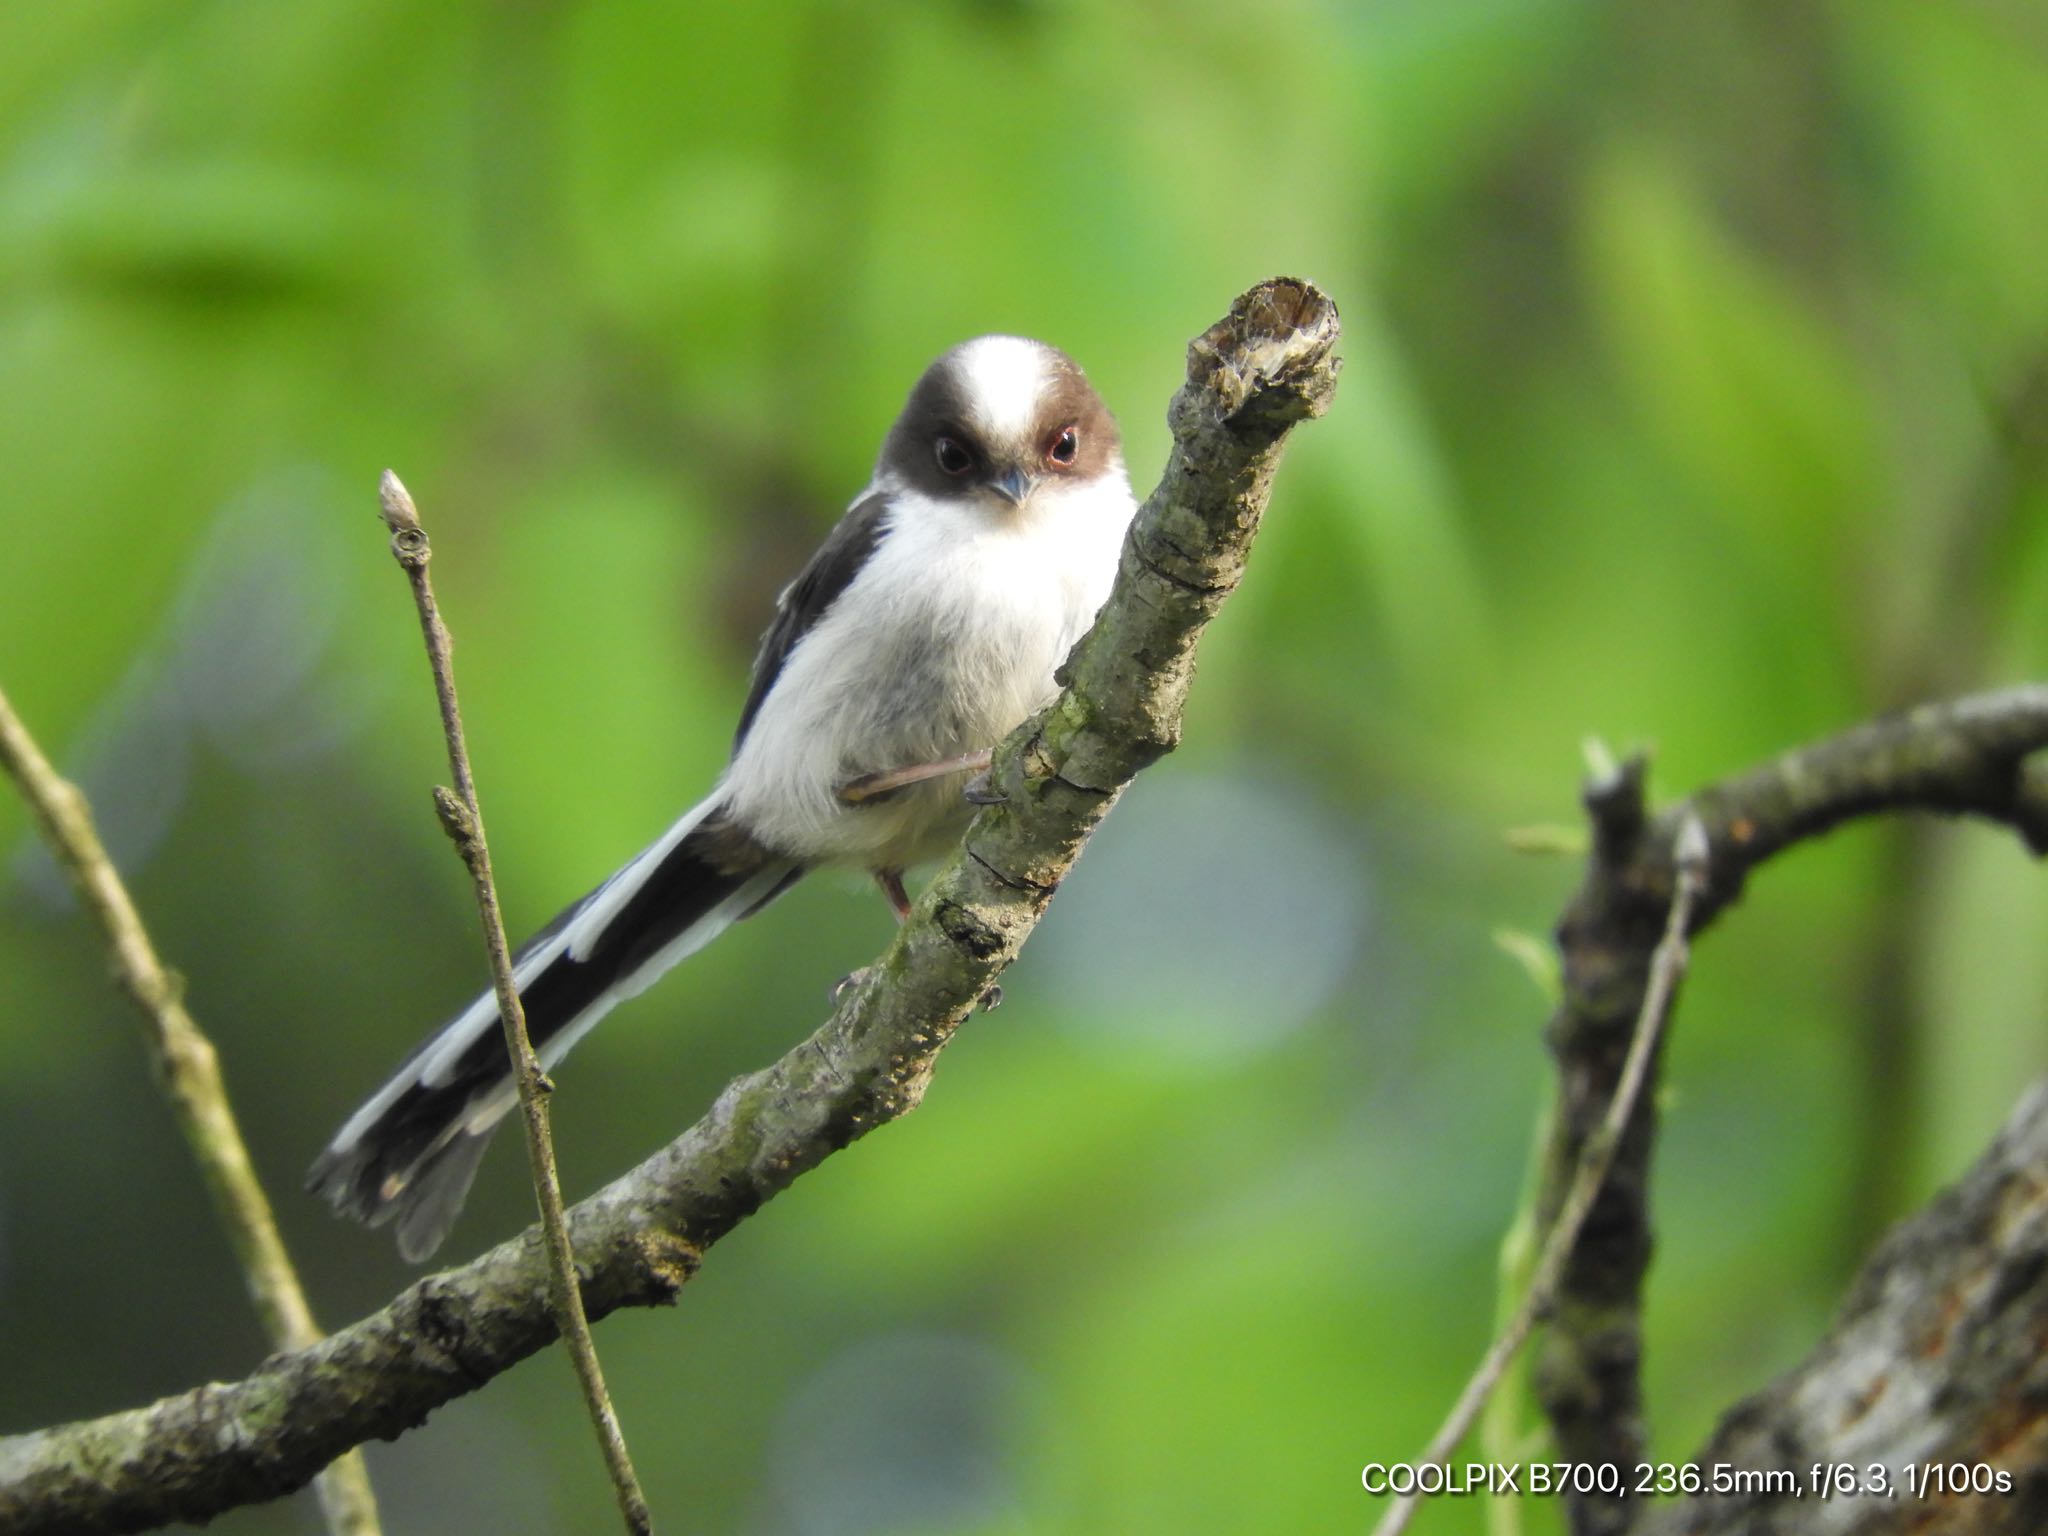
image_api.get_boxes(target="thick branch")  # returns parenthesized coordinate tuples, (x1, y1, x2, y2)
(0, 278, 1340, 1536)
(1534, 687, 2048, 1535)
(1635, 1076, 2048, 1536)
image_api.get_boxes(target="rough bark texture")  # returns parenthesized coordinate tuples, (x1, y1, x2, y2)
(1534, 690, 2048, 1536)
(1636, 1079, 2048, 1536)
(0, 278, 1341, 1536)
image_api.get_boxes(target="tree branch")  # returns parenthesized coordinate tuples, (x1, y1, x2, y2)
(1373, 816, 1710, 1536)
(0, 277, 1341, 1536)
(375, 471, 651, 1535)
(1532, 687, 2048, 1535)
(1635, 1075, 2048, 1536)
(0, 688, 384, 1536)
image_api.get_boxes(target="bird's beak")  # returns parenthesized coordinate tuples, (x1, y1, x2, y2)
(987, 466, 1035, 507)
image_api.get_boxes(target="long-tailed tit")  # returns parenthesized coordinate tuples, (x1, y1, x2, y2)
(309, 336, 1136, 1260)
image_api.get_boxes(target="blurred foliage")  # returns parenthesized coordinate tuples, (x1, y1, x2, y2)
(2, 2, 2046, 1533)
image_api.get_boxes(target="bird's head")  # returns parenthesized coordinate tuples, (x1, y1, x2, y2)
(881, 335, 1122, 513)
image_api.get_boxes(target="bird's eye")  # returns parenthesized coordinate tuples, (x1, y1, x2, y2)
(934, 436, 973, 475)
(1048, 426, 1079, 467)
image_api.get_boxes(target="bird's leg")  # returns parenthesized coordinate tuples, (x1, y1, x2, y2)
(875, 867, 911, 921)
(837, 748, 993, 805)
(833, 868, 911, 1000)
(830, 864, 1001, 1012)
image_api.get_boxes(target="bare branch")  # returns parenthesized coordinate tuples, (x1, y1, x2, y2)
(375, 469, 652, 1534)
(1534, 688, 2048, 1535)
(1372, 817, 1709, 1536)
(1635, 1077, 2048, 1536)
(0, 687, 383, 1536)
(0, 277, 1341, 1536)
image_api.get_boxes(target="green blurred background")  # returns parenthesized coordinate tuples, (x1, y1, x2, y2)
(3, 2, 2047, 1532)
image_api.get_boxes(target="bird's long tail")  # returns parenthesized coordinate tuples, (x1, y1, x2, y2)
(307, 794, 801, 1262)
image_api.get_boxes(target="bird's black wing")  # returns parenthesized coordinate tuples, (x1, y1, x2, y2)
(732, 491, 892, 751)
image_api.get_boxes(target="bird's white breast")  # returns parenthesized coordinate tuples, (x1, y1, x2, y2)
(722, 469, 1134, 867)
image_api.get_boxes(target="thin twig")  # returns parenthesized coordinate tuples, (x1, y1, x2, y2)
(1370, 814, 1711, 1536)
(0, 685, 384, 1536)
(375, 470, 653, 1536)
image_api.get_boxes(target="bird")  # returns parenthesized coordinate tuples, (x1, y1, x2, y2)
(308, 335, 1137, 1261)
